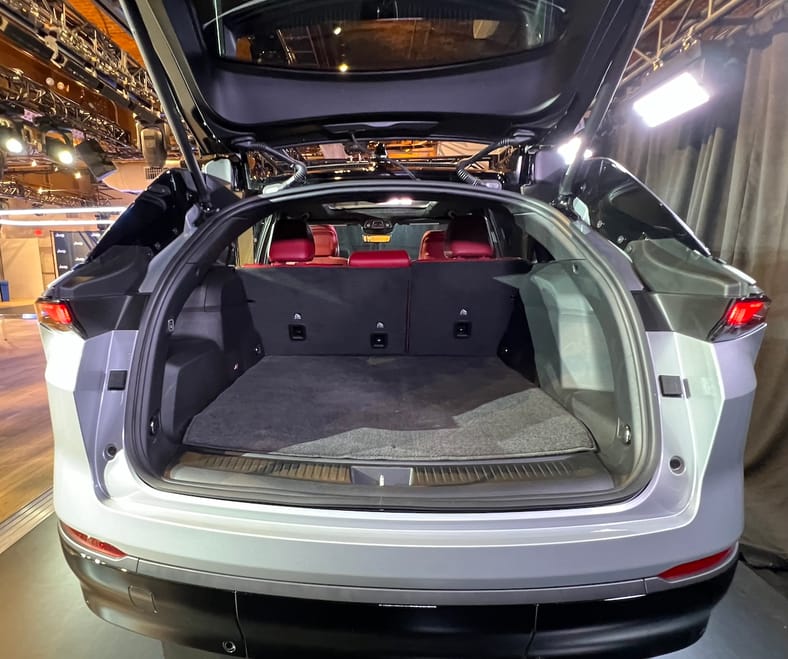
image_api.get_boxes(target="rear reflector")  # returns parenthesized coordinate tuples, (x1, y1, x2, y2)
(35, 299, 74, 332)
(724, 299, 768, 327)
(61, 524, 127, 559)
(657, 547, 735, 581)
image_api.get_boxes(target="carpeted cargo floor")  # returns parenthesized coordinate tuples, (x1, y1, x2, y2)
(183, 356, 595, 461)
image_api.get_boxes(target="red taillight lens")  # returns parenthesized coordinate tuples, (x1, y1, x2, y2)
(724, 299, 768, 327)
(657, 547, 735, 581)
(61, 523, 127, 559)
(35, 299, 74, 331)
(710, 296, 769, 341)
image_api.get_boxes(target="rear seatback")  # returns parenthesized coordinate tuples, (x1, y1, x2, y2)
(239, 264, 410, 355)
(409, 260, 529, 355)
(238, 217, 530, 357)
(410, 215, 530, 356)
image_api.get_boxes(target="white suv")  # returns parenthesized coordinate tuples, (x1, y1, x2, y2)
(38, 1, 768, 657)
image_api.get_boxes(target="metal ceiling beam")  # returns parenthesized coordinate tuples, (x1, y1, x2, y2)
(0, 0, 159, 121)
(0, 62, 138, 155)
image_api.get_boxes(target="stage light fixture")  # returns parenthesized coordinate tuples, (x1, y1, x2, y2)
(139, 125, 167, 168)
(631, 41, 742, 128)
(76, 139, 117, 180)
(633, 72, 710, 127)
(0, 123, 26, 154)
(45, 131, 77, 165)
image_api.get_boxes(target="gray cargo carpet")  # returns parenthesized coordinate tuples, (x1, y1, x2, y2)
(183, 356, 595, 461)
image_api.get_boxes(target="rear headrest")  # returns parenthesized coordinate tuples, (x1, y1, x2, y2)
(444, 215, 494, 259)
(418, 230, 446, 260)
(348, 250, 411, 268)
(311, 224, 339, 257)
(269, 220, 315, 263)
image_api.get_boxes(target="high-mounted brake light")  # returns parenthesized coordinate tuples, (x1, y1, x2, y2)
(35, 299, 74, 332)
(657, 547, 735, 581)
(709, 296, 769, 341)
(61, 524, 127, 559)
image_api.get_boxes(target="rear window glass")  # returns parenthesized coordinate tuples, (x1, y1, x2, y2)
(334, 222, 445, 259)
(194, 0, 567, 72)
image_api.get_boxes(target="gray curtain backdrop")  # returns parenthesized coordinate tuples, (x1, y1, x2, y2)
(604, 23, 788, 563)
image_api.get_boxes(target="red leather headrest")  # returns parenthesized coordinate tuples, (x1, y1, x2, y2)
(269, 220, 315, 263)
(418, 230, 445, 260)
(444, 215, 494, 259)
(348, 250, 411, 268)
(311, 224, 339, 257)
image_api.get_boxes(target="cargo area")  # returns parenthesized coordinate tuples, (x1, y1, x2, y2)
(182, 355, 595, 461)
(141, 201, 646, 507)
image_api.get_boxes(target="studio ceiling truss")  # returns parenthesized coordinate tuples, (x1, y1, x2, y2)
(0, 0, 159, 123)
(0, 179, 101, 206)
(0, 63, 138, 156)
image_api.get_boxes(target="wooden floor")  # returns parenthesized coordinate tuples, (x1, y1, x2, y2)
(0, 318, 54, 523)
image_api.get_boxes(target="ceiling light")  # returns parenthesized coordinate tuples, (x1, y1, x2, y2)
(338, 63, 349, 73)
(44, 132, 77, 166)
(556, 137, 593, 165)
(0, 125, 26, 154)
(0, 206, 126, 217)
(74, 171, 81, 179)
(384, 197, 413, 206)
(75, 138, 116, 180)
(333, 26, 342, 35)
(633, 71, 710, 127)
(139, 125, 167, 168)
(0, 218, 117, 227)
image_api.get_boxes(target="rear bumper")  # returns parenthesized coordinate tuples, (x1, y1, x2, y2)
(62, 536, 735, 659)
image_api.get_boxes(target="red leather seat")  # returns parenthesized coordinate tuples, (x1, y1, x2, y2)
(348, 250, 411, 268)
(268, 219, 315, 266)
(311, 225, 347, 265)
(418, 230, 446, 260)
(443, 215, 494, 259)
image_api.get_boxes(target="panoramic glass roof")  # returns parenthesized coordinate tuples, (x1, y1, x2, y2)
(194, 0, 567, 72)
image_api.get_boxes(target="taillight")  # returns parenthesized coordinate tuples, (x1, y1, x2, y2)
(709, 296, 769, 341)
(35, 299, 76, 332)
(61, 523, 127, 559)
(724, 299, 768, 327)
(657, 546, 736, 581)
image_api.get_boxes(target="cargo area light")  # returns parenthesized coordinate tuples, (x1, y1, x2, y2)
(633, 72, 710, 127)
(557, 137, 593, 165)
